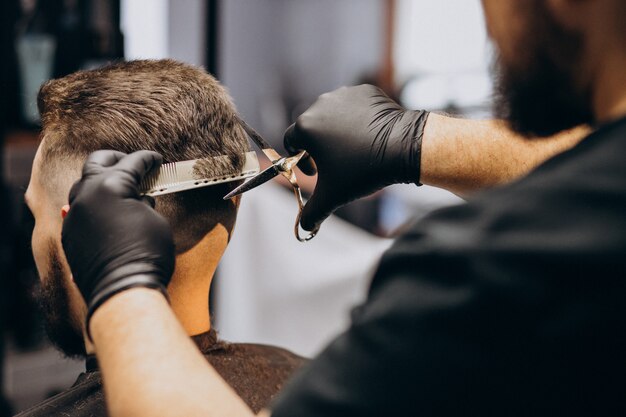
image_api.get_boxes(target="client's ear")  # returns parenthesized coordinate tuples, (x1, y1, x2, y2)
(61, 204, 70, 219)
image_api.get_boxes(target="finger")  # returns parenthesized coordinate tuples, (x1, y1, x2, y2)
(300, 185, 335, 232)
(113, 151, 163, 184)
(141, 195, 156, 208)
(283, 123, 306, 155)
(67, 179, 83, 205)
(284, 124, 317, 175)
(297, 154, 318, 176)
(82, 150, 127, 176)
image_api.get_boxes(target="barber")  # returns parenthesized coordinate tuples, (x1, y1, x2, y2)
(61, 0, 626, 415)
(280, 84, 584, 231)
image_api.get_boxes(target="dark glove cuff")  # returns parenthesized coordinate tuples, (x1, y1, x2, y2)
(85, 274, 169, 342)
(405, 110, 430, 186)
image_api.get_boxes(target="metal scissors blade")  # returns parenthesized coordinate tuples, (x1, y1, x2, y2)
(237, 116, 283, 163)
(223, 163, 280, 200)
(225, 117, 319, 242)
(223, 151, 307, 200)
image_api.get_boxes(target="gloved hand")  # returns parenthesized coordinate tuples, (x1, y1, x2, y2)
(284, 84, 429, 231)
(61, 150, 175, 336)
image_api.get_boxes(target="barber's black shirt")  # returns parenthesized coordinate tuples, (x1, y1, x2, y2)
(271, 117, 626, 417)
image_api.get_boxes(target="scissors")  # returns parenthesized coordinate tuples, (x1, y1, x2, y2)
(223, 117, 319, 242)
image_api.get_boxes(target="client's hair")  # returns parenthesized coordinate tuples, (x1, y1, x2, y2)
(37, 59, 250, 252)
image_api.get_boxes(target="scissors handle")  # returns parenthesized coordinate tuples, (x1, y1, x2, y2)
(235, 116, 319, 242)
(291, 184, 319, 242)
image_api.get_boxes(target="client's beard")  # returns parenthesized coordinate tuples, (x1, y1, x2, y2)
(492, 1, 594, 137)
(36, 240, 86, 358)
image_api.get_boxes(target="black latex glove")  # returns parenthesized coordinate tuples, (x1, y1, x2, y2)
(61, 150, 175, 335)
(284, 84, 429, 231)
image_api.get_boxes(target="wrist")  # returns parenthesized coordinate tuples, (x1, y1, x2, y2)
(86, 274, 169, 342)
(398, 109, 430, 185)
(89, 286, 170, 347)
(418, 112, 447, 187)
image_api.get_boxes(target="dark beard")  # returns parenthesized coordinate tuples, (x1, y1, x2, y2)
(492, 2, 594, 137)
(36, 240, 86, 359)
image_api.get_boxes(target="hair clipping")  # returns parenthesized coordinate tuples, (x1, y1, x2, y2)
(140, 151, 260, 197)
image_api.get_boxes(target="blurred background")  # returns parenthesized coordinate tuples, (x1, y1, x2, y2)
(0, 0, 492, 413)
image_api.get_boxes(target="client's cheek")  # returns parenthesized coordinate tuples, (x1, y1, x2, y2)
(31, 230, 48, 281)
(66, 275, 88, 323)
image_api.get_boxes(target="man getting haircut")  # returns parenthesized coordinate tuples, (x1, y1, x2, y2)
(20, 59, 305, 416)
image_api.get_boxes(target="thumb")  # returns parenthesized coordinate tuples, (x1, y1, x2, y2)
(141, 195, 156, 208)
(67, 179, 83, 205)
(284, 123, 317, 176)
(299, 184, 335, 232)
(82, 150, 128, 177)
(113, 151, 163, 184)
(283, 123, 301, 154)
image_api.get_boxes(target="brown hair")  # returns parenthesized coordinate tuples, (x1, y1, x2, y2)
(37, 59, 250, 253)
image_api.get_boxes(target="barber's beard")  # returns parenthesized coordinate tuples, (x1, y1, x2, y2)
(492, 2, 594, 137)
(36, 240, 86, 359)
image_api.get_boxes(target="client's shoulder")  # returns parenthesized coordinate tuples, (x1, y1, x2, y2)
(205, 340, 308, 370)
(14, 372, 105, 417)
(192, 330, 308, 367)
(222, 342, 308, 365)
(199, 339, 308, 413)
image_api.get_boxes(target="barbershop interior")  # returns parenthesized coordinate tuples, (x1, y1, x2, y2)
(0, 0, 493, 414)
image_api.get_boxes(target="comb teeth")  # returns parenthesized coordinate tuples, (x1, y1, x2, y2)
(140, 162, 178, 193)
(138, 151, 260, 197)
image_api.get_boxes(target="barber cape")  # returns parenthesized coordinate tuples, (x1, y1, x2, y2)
(15, 330, 306, 416)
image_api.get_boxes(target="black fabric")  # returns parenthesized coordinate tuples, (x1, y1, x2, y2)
(14, 372, 105, 417)
(16, 331, 306, 416)
(271, 117, 626, 417)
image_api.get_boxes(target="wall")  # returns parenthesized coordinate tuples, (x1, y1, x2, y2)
(121, 0, 206, 66)
(219, 0, 384, 144)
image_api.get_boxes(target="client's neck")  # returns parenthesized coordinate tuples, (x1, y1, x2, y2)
(167, 225, 230, 336)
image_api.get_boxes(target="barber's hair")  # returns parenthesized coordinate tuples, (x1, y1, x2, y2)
(37, 59, 250, 253)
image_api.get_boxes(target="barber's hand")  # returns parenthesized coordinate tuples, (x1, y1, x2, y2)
(284, 84, 429, 231)
(62, 150, 175, 334)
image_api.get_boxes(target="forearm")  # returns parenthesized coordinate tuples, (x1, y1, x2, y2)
(90, 288, 263, 417)
(420, 114, 589, 196)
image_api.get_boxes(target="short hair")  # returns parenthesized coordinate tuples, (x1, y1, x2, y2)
(37, 59, 250, 253)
